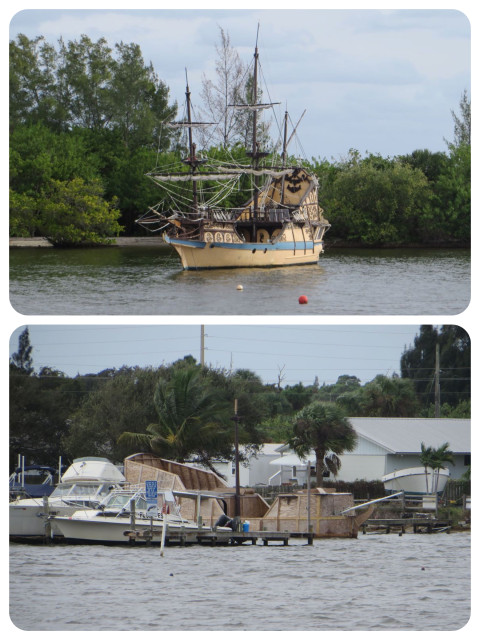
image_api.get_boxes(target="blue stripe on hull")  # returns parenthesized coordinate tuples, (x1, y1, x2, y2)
(165, 237, 321, 252)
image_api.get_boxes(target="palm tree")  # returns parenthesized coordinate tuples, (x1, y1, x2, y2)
(431, 442, 455, 494)
(118, 367, 230, 471)
(289, 402, 357, 486)
(420, 441, 455, 494)
(420, 442, 435, 493)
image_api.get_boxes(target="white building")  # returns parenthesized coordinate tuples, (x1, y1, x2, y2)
(254, 418, 471, 486)
(191, 443, 282, 488)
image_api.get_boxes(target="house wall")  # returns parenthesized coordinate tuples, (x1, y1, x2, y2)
(207, 448, 283, 488)
(334, 455, 387, 482)
(209, 460, 250, 488)
(248, 455, 282, 486)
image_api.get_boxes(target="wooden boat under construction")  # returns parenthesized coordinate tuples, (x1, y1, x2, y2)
(124, 454, 373, 539)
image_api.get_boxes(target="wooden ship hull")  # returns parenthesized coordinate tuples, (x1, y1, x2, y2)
(167, 238, 325, 270)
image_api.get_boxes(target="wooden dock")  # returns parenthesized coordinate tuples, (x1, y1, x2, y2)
(362, 518, 452, 534)
(124, 528, 314, 546)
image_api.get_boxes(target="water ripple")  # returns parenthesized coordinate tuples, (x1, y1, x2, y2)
(10, 246, 470, 315)
(9, 533, 471, 631)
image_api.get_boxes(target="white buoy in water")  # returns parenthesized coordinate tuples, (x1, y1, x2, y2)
(236, 284, 243, 291)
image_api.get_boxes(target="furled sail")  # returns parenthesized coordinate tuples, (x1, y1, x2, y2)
(147, 173, 240, 183)
(229, 102, 279, 111)
(167, 121, 217, 129)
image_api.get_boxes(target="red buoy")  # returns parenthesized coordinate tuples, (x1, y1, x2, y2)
(298, 295, 308, 304)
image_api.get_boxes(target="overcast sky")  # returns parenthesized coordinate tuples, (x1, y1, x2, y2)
(10, 324, 423, 387)
(8, 4, 471, 160)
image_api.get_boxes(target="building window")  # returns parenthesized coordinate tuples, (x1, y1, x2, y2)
(464, 454, 471, 466)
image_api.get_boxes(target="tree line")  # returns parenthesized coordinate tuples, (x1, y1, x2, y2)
(10, 326, 470, 476)
(9, 32, 470, 247)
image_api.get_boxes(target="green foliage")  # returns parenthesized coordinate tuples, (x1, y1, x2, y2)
(426, 400, 471, 419)
(432, 143, 470, 241)
(118, 367, 232, 466)
(62, 367, 161, 461)
(37, 178, 123, 246)
(9, 34, 177, 240)
(401, 325, 470, 411)
(10, 327, 34, 375)
(9, 189, 37, 237)
(289, 402, 357, 485)
(319, 151, 433, 245)
(346, 374, 420, 417)
(9, 366, 98, 470)
(448, 89, 471, 147)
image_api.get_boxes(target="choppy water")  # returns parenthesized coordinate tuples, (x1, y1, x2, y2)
(9, 246, 470, 315)
(9, 532, 470, 631)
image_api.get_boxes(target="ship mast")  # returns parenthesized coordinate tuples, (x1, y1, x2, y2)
(252, 36, 260, 215)
(184, 71, 199, 212)
(244, 26, 273, 224)
(281, 110, 288, 204)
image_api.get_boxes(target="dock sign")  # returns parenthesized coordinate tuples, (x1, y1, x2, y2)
(145, 480, 158, 517)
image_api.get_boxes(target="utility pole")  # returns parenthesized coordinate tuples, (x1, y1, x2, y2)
(232, 399, 241, 518)
(200, 325, 205, 367)
(434, 342, 441, 418)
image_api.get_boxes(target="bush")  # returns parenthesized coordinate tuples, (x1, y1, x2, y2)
(38, 178, 123, 246)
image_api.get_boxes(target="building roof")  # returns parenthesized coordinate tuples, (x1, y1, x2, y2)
(349, 417, 470, 454)
(258, 443, 285, 456)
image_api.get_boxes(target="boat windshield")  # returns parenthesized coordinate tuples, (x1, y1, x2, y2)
(102, 493, 148, 511)
(50, 482, 106, 498)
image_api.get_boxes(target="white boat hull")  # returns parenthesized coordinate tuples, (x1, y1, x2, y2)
(9, 500, 86, 537)
(382, 466, 450, 494)
(54, 513, 208, 544)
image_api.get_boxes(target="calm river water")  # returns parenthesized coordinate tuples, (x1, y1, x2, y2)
(9, 246, 470, 315)
(9, 533, 470, 631)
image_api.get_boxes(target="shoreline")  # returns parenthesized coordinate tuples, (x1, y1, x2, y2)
(9, 236, 164, 248)
(9, 237, 469, 250)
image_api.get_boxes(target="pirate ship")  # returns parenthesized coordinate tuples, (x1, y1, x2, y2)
(137, 33, 330, 270)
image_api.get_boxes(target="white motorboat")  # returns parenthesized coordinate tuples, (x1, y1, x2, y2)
(382, 466, 450, 495)
(9, 457, 126, 540)
(52, 487, 224, 544)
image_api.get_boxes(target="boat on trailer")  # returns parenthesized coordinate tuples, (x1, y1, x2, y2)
(136, 31, 330, 270)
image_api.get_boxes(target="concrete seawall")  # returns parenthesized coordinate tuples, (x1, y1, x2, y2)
(9, 237, 164, 248)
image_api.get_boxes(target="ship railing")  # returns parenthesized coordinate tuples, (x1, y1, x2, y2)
(224, 207, 293, 223)
(209, 208, 237, 222)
